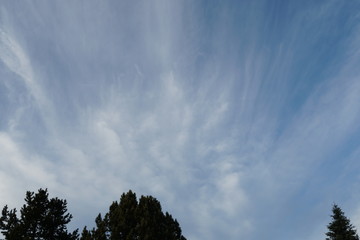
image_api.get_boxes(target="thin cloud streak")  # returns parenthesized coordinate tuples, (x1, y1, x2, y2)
(0, 28, 50, 117)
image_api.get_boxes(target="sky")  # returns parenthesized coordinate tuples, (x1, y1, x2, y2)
(1, 0, 360, 239)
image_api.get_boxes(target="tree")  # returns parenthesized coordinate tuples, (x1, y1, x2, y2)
(0, 188, 78, 240)
(91, 214, 108, 240)
(82, 190, 186, 240)
(0, 206, 22, 239)
(326, 204, 359, 240)
(80, 227, 93, 240)
(107, 190, 138, 240)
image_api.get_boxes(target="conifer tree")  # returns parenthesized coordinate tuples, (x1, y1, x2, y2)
(91, 214, 108, 240)
(82, 190, 186, 240)
(107, 190, 138, 240)
(0, 188, 78, 240)
(326, 204, 359, 240)
(80, 226, 93, 240)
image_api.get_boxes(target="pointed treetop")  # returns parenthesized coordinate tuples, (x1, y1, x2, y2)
(325, 204, 359, 240)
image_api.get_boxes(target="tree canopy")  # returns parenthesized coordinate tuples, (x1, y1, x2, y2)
(4, 190, 360, 240)
(80, 190, 187, 240)
(325, 204, 359, 240)
(1, 189, 186, 240)
(0, 188, 78, 240)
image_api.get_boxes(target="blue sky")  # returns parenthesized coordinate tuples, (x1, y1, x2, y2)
(1, 1, 360, 239)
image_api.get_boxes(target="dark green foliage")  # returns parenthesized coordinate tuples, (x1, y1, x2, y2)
(1, 189, 185, 240)
(107, 191, 138, 240)
(80, 227, 93, 240)
(0, 188, 78, 240)
(326, 204, 359, 240)
(82, 190, 186, 240)
(91, 214, 108, 240)
(0, 206, 22, 239)
(162, 213, 186, 240)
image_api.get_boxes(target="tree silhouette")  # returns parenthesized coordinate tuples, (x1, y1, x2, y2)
(81, 190, 186, 240)
(326, 204, 359, 240)
(1, 189, 186, 240)
(0, 188, 78, 240)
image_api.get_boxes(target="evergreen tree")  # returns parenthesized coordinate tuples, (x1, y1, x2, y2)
(80, 226, 93, 240)
(0, 188, 78, 240)
(0, 206, 22, 239)
(135, 196, 165, 240)
(91, 214, 108, 240)
(107, 190, 138, 240)
(81, 190, 186, 240)
(162, 212, 186, 240)
(326, 204, 359, 240)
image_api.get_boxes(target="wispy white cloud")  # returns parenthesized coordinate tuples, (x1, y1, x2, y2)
(1, 1, 360, 240)
(0, 132, 56, 206)
(0, 28, 48, 112)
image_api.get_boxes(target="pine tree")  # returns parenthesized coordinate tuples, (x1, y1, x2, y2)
(80, 226, 93, 240)
(0, 206, 22, 239)
(91, 214, 108, 240)
(107, 190, 138, 240)
(81, 190, 186, 240)
(0, 188, 78, 240)
(326, 204, 359, 240)
(135, 196, 165, 240)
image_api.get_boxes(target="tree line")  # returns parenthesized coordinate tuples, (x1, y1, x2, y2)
(1, 189, 359, 240)
(0, 189, 186, 240)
